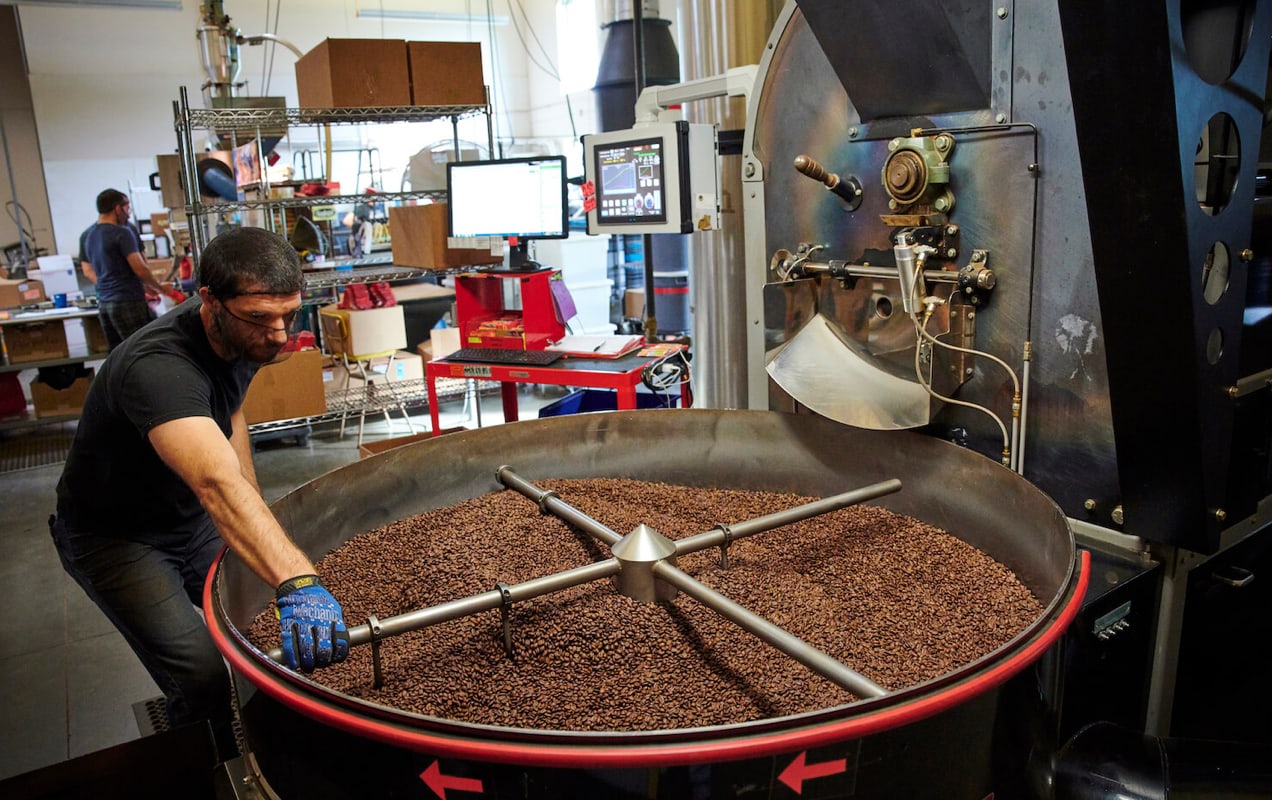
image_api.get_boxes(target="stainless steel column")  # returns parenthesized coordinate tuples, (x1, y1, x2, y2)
(678, 0, 780, 408)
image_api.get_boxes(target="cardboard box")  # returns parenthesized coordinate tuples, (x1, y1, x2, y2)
(295, 38, 411, 108)
(624, 288, 646, 319)
(155, 153, 185, 209)
(389, 203, 503, 270)
(0, 278, 46, 309)
(30, 369, 93, 419)
(148, 258, 176, 281)
(83, 315, 110, 354)
(429, 327, 461, 360)
(3, 319, 69, 364)
(241, 348, 326, 424)
(383, 350, 424, 382)
(358, 428, 461, 458)
(319, 304, 407, 357)
(407, 41, 486, 106)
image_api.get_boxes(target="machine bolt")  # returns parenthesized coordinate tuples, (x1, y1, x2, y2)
(849, 126, 859, 138)
(971, 251, 984, 262)
(995, 113, 1007, 124)
(889, 138, 901, 150)
(945, 225, 958, 235)
(965, 367, 975, 377)
(1214, 508, 1227, 522)
(964, 286, 974, 294)
(744, 162, 755, 177)
(1084, 499, 1096, 511)
(946, 248, 958, 258)
(1111, 505, 1124, 525)
(997, 6, 1009, 18)
(967, 310, 976, 320)
(1228, 385, 1239, 399)
(935, 197, 950, 211)
(1241, 248, 1254, 262)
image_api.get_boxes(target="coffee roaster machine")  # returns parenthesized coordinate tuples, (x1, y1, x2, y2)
(742, 0, 1272, 785)
(205, 1, 1272, 798)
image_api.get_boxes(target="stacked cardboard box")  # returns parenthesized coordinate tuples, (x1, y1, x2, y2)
(0, 278, 45, 309)
(295, 39, 412, 107)
(2, 320, 69, 364)
(295, 39, 485, 108)
(407, 41, 485, 105)
(30, 368, 94, 419)
(389, 203, 502, 270)
(318, 304, 406, 358)
(241, 349, 326, 425)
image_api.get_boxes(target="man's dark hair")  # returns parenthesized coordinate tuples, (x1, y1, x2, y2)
(96, 189, 129, 214)
(198, 227, 304, 298)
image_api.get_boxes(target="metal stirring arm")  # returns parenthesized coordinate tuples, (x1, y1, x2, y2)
(497, 467, 897, 698)
(264, 558, 621, 663)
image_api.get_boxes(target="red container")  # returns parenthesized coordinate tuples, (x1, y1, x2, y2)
(454, 269, 567, 351)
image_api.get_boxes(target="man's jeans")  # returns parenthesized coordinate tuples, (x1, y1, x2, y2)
(49, 514, 238, 760)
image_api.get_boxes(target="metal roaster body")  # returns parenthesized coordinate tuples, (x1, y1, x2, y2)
(209, 411, 1085, 799)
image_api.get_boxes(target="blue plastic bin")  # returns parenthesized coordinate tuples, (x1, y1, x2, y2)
(538, 389, 678, 418)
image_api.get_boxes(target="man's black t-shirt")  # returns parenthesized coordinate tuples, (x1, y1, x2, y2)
(55, 297, 258, 543)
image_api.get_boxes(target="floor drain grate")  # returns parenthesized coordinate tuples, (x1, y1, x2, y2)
(0, 424, 75, 474)
(132, 696, 170, 737)
(132, 694, 246, 746)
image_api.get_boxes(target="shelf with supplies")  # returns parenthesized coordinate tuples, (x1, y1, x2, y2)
(172, 85, 495, 269)
(182, 103, 489, 129)
(0, 305, 107, 433)
(244, 375, 477, 439)
(201, 188, 449, 215)
(0, 347, 108, 375)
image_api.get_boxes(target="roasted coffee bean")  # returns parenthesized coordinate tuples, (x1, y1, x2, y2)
(246, 479, 1042, 731)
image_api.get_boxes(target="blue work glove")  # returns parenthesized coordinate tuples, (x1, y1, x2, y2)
(276, 574, 350, 673)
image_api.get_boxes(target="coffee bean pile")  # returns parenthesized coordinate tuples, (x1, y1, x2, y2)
(247, 478, 1043, 731)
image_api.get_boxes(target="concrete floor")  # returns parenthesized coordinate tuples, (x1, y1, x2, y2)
(0, 384, 565, 782)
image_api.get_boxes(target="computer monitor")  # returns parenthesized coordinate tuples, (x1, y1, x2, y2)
(582, 121, 720, 235)
(447, 155, 569, 271)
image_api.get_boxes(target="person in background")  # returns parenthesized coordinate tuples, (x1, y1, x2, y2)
(49, 227, 349, 763)
(79, 188, 168, 349)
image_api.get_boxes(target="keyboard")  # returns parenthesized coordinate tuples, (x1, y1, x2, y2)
(445, 347, 564, 366)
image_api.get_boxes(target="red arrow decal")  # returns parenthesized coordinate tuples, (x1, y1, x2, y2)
(420, 760, 484, 799)
(778, 751, 847, 794)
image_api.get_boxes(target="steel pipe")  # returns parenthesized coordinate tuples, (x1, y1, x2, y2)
(675, 479, 902, 556)
(497, 465, 624, 546)
(652, 560, 888, 699)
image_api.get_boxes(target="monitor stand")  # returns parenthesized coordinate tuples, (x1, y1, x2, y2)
(487, 241, 548, 273)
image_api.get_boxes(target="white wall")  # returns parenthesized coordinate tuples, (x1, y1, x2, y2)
(15, 0, 598, 258)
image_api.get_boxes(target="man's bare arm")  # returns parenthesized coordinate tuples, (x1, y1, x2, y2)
(229, 409, 261, 494)
(80, 260, 97, 284)
(149, 415, 312, 587)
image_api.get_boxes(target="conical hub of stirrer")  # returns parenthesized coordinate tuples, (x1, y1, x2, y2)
(610, 523, 679, 603)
